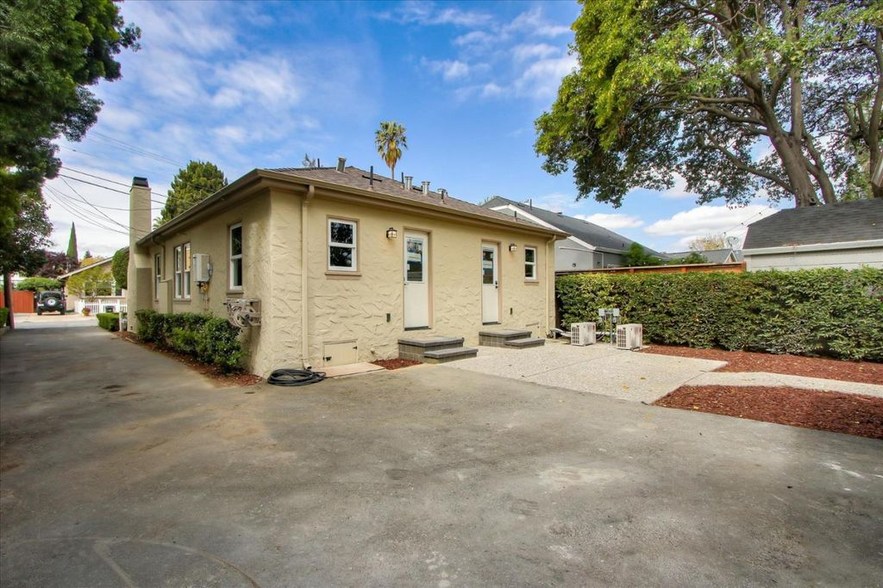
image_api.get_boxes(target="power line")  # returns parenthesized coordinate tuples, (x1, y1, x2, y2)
(45, 188, 129, 236)
(57, 174, 167, 204)
(61, 178, 133, 233)
(89, 131, 185, 167)
(47, 187, 150, 238)
(62, 166, 131, 188)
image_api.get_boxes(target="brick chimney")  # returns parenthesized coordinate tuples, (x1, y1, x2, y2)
(126, 177, 153, 332)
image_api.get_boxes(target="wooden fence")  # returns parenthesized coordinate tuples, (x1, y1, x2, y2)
(0, 291, 36, 313)
(557, 262, 746, 276)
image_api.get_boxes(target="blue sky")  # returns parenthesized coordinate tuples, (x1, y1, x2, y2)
(46, 0, 777, 258)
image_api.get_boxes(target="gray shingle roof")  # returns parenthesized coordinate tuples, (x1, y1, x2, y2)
(269, 167, 560, 234)
(662, 249, 740, 263)
(482, 195, 656, 254)
(743, 199, 883, 249)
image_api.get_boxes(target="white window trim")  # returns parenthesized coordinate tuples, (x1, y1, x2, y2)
(174, 243, 191, 299)
(328, 218, 358, 272)
(524, 246, 538, 280)
(154, 253, 162, 300)
(229, 223, 243, 291)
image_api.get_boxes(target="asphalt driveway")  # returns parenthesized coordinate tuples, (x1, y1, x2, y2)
(1, 326, 882, 586)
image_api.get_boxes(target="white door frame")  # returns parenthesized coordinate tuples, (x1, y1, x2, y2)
(481, 242, 500, 324)
(403, 231, 430, 329)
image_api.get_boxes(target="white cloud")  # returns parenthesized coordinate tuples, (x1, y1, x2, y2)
(660, 173, 699, 199)
(215, 57, 301, 108)
(453, 30, 496, 47)
(513, 43, 559, 62)
(503, 7, 571, 38)
(421, 57, 473, 81)
(575, 213, 644, 230)
(213, 125, 248, 144)
(98, 105, 144, 132)
(513, 53, 577, 100)
(481, 82, 504, 97)
(645, 204, 777, 249)
(380, 2, 492, 27)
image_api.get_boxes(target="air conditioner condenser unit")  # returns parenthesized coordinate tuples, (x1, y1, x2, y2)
(616, 324, 643, 350)
(570, 322, 596, 346)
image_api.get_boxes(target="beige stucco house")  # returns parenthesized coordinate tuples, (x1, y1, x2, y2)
(127, 160, 566, 376)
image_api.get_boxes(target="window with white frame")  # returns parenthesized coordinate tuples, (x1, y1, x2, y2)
(524, 246, 537, 280)
(154, 253, 162, 300)
(328, 219, 357, 271)
(229, 223, 243, 290)
(174, 243, 191, 299)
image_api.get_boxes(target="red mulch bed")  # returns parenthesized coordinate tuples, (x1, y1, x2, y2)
(655, 385, 883, 440)
(641, 345, 883, 385)
(371, 358, 422, 370)
(116, 331, 262, 387)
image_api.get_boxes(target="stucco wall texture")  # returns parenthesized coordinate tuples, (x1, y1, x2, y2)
(146, 190, 556, 376)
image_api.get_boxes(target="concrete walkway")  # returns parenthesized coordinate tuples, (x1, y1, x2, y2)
(441, 343, 882, 402)
(440, 342, 727, 403)
(2, 325, 882, 586)
(690, 370, 883, 398)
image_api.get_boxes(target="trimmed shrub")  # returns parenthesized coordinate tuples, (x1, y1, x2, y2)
(134, 309, 244, 372)
(556, 268, 883, 361)
(0, 308, 9, 327)
(96, 312, 119, 331)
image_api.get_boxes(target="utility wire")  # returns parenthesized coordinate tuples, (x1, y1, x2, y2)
(89, 131, 185, 167)
(61, 178, 132, 233)
(48, 187, 150, 237)
(45, 189, 129, 236)
(58, 174, 167, 204)
(62, 166, 132, 188)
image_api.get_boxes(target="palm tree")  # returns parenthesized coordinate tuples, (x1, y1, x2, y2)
(375, 121, 408, 180)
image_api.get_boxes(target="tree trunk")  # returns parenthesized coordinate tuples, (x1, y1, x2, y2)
(3, 271, 14, 329)
(872, 154, 883, 199)
(769, 132, 821, 206)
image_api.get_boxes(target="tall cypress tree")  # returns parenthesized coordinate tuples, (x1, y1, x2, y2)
(66, 222, 78, 260)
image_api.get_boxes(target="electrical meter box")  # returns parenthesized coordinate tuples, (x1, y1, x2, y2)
(192, 253, 211, 283)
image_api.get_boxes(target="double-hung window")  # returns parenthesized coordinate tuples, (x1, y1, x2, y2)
(174, 243, 191, 299)
(328, 219, 357, 272)
(154, 253, 162, 300)
(524, 246, 537, 280)
(229, 223, 243, 290)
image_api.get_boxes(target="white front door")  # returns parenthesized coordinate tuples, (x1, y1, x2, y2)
(404, 232, 429, 329)
(481, 243, 499, 324)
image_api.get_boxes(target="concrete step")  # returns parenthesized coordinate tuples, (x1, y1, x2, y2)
(479, 329, 533, 347)
(398, 336, 466, 362)
(504, 337, 545, 349)
(423, 347, 479, 364)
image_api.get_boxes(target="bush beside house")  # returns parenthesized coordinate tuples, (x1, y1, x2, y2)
(0, 308, 9, 327)
(96, 312, 119, 331)
(134, 310, 244, 372)
(557, 268, 883, 361)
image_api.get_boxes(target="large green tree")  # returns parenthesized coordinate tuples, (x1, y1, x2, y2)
(0, 0, 140, 229)
(66, 222, 78, 259)
(0, 191, 51, 327)
(111, 247, 128, 290)
(155, 160, 228, 227)
(535, 0, 882, 208)
(375, 121, 408, 180)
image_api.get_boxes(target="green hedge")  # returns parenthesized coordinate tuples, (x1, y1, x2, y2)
(134, 309, 244, 372)
(96, 312, 119, 331)
(0, 308, 8, 327)
(556, 268, 883, 361)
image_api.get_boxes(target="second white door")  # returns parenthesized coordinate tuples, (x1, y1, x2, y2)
(404, 232, 429, 329)
(481, 243, 499, 324)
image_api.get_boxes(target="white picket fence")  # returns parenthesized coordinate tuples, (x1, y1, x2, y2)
(75, 297, 127, 315)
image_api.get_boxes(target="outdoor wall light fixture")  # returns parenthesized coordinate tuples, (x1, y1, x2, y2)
(508, 243, 518, 252)
(386, 227, 398, 239)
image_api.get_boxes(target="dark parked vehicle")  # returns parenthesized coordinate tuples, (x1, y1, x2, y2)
(36, 291, 66, 315)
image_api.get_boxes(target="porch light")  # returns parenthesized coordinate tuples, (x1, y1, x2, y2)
(508, 243, 518, 252)
(386, 227, 398, 239)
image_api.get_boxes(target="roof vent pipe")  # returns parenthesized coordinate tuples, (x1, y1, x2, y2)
(404, 176, 413, 191)
(422, 181, 430, 195)
(336, 157, 346, 172)
(439, 188, 447, 201)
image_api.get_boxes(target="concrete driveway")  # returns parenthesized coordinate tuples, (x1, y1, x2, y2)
(441, 342, 726, 403)
(1, 325, 882, 586)
(7, 313, 97, 330)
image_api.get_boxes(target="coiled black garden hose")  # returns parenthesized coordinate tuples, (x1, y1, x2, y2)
(267, 368, 326, 386)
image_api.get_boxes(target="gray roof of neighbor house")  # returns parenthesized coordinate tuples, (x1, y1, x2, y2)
(481, 195, 657, 254)
(743, 199, 883, 250)
(138, 166, 566, 245)
(662, 249, 742, 263)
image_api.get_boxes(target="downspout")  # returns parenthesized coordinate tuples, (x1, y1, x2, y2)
(546, 236, 554, 335)
(301, 185, 314, 369)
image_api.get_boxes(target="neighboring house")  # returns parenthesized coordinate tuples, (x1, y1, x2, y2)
(482, 196, 657, 270)
(57, 257, 126, 313)
(126, 161, 566, 376)
(742, 199, 883, 271)
(662, 248, 743, 264)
